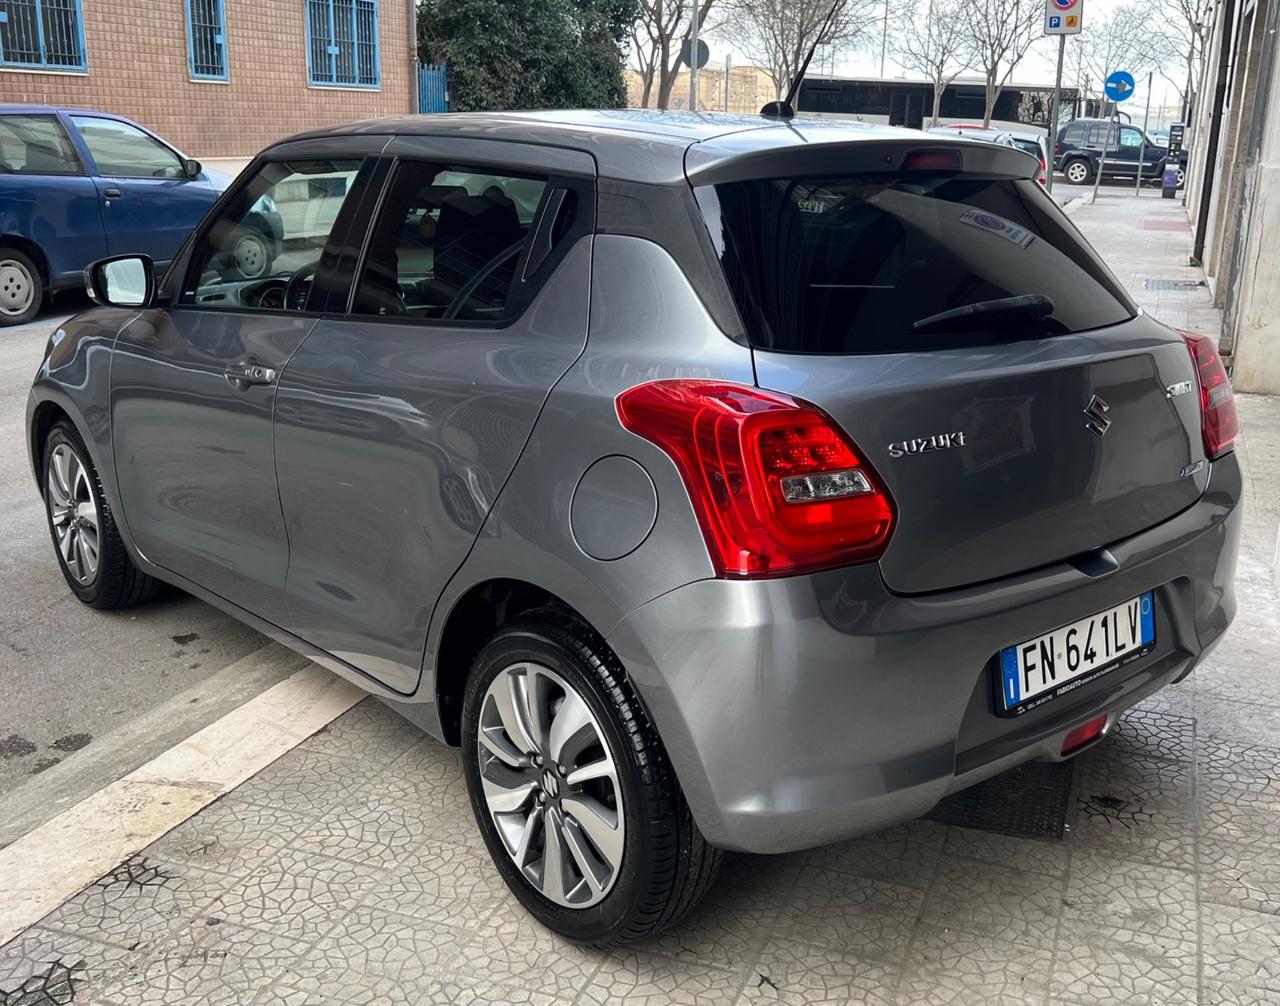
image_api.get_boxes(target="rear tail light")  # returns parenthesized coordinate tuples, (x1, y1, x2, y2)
(1038, 158, 1047, 185)
(1061, 714, 1107, 755)
(1054, 142, 1062, 155)
(1182, 332, 1239, 459)
(616, 380, 895, 578)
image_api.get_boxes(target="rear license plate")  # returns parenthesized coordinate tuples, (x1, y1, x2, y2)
(997, 591, 1156, 715)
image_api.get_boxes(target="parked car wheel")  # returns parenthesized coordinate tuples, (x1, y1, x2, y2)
(219, 225, 275, 281)
(43, 421, 159, 609)
(1063, 159, 1093, 185)
(0, 247, 43, 326)
(1176, 165, 1187, 188)
(461, 611, 721, 947)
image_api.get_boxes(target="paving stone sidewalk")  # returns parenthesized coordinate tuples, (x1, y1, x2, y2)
(3, 191, 1279, 1006)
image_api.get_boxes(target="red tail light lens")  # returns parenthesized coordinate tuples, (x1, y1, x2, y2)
(901, 149, 962, 173)
(1182, 332, 1239, 459)
(1054, 141, 1063, 155)
(1061, 714, 1107, 755)
(616, 380, 895, 578)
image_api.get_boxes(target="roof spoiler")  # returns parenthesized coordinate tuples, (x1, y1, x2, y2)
(685, 138, 1040, 186)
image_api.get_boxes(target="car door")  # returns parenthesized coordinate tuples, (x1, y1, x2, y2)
(111, 152, 378, 621)
(67, 114, 217, 266)
(272, 140, 596, 694)
(0, 113, 107, 288)
(1112, 125, 1147, 177)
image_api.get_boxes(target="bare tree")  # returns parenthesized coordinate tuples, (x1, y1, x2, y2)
(631, 0, 718, 109)
(1078, 3, 1162, 104)
(894, 0, 969, 126)
(732, 0, 880, 102)
(1149, 0, 1212, 119)
(961, 0, 1042, 127)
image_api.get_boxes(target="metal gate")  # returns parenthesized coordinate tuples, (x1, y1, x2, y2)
(418, 62, 449, 113)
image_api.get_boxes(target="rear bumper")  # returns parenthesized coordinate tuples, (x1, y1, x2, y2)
(606, 454, 1241, 854)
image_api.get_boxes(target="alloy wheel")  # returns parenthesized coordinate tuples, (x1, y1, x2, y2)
(0, 258, 34, 318)
(476, 661, 625, 908)
(1066, 162, 1088, 184)
(47, 443, 100, 586)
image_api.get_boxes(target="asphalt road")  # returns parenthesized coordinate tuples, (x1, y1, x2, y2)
(0, 291, 293, 841)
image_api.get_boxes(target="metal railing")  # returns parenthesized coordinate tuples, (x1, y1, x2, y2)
(185, 0, 227, 80)
(306, 0, 379, 88)
(0, 0, 87, 71)
(418, 62, 448, 113)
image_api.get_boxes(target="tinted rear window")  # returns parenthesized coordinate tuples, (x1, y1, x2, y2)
(1061, 122, 1086, 145)
(697, 175, 1134, 354)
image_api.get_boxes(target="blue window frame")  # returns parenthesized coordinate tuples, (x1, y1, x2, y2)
(185, 0, 228, 80)
(0, 0, 88, 72)
(306, 0, 379, 89)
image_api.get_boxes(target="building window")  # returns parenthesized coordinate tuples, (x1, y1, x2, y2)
(306, 0, 379, 88)
(0, 0, 88, 72)
(185, 0, 227, 80)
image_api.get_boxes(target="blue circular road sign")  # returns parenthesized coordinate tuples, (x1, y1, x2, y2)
(1105, 71, 1136, 102)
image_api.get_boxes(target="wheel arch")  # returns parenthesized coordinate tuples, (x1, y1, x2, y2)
(432, 577, 616, 746)
(0, 234, 51, 288)
(28, 398, 74, 493)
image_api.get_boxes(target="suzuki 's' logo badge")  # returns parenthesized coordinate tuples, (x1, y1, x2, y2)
(1084, 395, 1112, 438)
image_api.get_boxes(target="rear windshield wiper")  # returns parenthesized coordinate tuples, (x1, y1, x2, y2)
(912, 294, 1056, 333)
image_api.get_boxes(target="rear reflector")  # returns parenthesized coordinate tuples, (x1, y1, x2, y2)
(1061, 714, 1107, 755)
(901, 149, 963, 173)
(616, 380, 895, 578)
(1182, 331, 1239, 459)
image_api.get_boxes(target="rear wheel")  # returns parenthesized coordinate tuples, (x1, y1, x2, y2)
(461, 612, 720, 946)
(0, 247, 42, 326)
(43, 421, 159, 609)
(1064, 159, 1093, 185)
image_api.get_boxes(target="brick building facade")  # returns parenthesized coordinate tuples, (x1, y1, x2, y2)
(0, 0, 417, 158)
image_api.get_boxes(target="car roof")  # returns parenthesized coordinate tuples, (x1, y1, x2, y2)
(271, 108, 958, 184)
(0, 104, 137, 123)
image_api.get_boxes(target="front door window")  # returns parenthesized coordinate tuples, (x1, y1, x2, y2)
(182, 159, 363, 302)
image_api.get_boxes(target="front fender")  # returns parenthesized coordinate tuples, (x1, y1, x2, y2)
(26, 307, 139, 545)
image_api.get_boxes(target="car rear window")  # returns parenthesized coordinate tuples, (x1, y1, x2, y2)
(1061, 122, 1086, 146)
(697, 174, 1134, 354)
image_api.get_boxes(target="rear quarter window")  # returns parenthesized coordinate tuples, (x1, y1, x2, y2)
(1061, 122, 1086, 146)
(697, 174, 1135, 354)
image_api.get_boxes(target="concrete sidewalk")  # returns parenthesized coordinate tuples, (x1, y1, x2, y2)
(3, 191, 1279, 1006)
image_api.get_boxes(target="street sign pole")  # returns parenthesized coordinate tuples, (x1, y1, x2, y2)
(1043, 0, 1083, 194)
(724, 53, 732, 112)
(1135, 71, 1153, 196)
(1091, 70, 1136, 204)
(689, 2, 700, 112)
(1047, 33, 1066, 194)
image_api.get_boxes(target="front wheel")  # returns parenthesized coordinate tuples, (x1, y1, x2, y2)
(461, 612, 720, 946)
(43, 421, 159, 609)
(1064, 159, 1093, 185)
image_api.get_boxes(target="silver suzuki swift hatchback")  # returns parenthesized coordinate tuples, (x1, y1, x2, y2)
(27, 110, 1241, 946)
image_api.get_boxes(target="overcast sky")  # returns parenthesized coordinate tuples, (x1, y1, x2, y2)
(691, 0, 1184, 112)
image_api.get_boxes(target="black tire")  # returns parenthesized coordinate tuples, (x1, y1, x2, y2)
(461, 610, 720, 947)
(0, 246, 44, 326)
(42, 421, 159, 609)
(1063, 158, 1093, 185)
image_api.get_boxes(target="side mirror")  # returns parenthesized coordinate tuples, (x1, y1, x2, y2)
(183, 158, 203, 180)
(85, 255, 155, 309)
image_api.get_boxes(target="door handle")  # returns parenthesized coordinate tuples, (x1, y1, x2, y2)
(103, 186, 122, 198)
(224, 361, 278, 387)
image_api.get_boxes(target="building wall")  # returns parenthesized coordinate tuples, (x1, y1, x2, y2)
(1224, 0, 1280, 394)
(0, 0, 417, 158)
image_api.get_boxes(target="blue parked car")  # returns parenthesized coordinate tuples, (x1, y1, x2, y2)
(0, 106, 282, 326)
